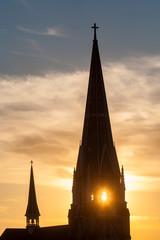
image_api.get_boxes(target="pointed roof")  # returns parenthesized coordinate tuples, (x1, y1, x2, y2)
(25, 162, 40, 217)
(76, 24, 120, 183)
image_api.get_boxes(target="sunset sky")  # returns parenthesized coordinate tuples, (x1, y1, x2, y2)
(0, 1, 160, 239)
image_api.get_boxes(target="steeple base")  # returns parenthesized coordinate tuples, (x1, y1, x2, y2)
(69, 211, 131, 240)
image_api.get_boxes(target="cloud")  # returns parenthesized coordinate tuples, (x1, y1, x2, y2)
(5, 50, 67, 66)
(102, 57, 160, 182)
(0, 55, 160, 192)
(17, 26, 65, 37)
(0, 71, 87, 188)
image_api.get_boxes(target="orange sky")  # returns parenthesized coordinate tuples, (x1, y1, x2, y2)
(0, 57, 160, 239)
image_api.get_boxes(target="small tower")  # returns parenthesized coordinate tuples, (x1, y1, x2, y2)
(25, 161, 40, 230)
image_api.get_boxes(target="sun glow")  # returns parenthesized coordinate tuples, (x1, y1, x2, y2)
(91, 194, 94, 201)
(91, 190, 109, 203)
(101, 191, 107, 202)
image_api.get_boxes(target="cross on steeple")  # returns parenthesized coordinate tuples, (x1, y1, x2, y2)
(30, 160, 33, 165)
(92, 23, 99, 40)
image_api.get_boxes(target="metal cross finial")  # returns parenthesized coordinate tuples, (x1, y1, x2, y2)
(92, 23, 99, 40)
(30, 160, 34, 165)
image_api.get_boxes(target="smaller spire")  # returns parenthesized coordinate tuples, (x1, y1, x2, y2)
(92, 23, 99, 40)
(25, 161, 40, 229)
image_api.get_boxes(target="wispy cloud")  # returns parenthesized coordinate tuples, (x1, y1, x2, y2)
(6, 49, 67, 64)
(0, 55, 160, 192)
(102, 56, 160, 184)
(17, 26, 65, 37)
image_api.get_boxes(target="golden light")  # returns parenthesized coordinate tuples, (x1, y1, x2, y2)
(91, 188, 112, 204)
(101, 191, 107, 202)
(91, 194, 94, 201)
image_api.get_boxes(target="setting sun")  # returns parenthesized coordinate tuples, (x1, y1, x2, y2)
(101, 191, 107, 202)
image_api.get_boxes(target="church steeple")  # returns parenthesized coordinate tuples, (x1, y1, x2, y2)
(69, 24, 131, 240)
(76, 23, 120, 187)
(25, 161, 40, 229)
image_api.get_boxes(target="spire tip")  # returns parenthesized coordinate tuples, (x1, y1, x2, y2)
(30, 160, 33, 165)
(91, 23, 99, 40)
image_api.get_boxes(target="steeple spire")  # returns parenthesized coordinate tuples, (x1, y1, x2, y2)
(25, 161, 40, 229)
(69, 24, 131, 240)
(78, 22, 120, 186)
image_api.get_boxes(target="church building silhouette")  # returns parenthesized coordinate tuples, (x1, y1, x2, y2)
(0, 24, 131, 240)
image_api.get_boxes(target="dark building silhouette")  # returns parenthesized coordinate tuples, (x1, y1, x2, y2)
(0, 24, 131, 240)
